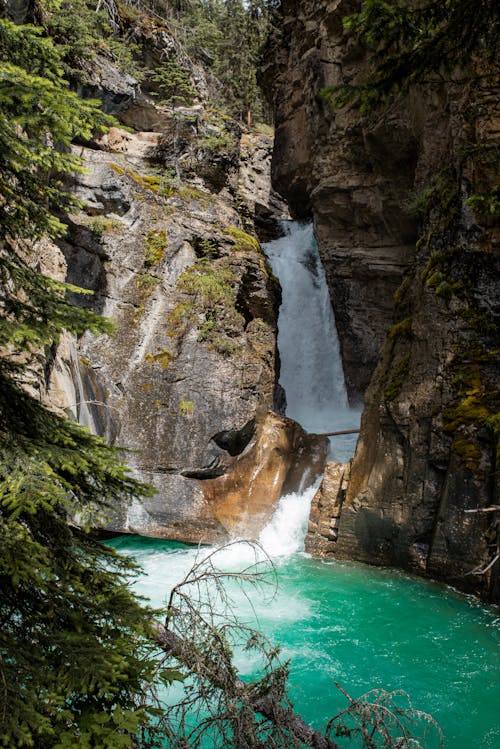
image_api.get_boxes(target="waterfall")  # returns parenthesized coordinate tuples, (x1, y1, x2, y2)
(263, 222, 360, 464)
(254, 222, 361, 556)
(258, 484, 318, 556)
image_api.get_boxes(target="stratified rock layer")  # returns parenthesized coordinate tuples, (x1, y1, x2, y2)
(304, 461, 350, 557)
(267, 0, 499, 601)
(44, 90, 296, 542)
(263, 0, 419, 397)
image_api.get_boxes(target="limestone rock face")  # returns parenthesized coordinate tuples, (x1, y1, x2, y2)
(267, 0, 499, 601)
(202, 411, 328, 541)
(304, 461, 350, 557)
(238, 129, 290, 241)
(43, 88, 292, 542)
(78, 55, 139, 113)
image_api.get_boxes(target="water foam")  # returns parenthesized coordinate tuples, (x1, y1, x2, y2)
(258, 484, 317, 557)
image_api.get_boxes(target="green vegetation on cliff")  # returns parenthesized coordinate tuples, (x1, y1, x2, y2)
(324, 0, 499, 112)
(30, 0, 277, 122)
(0, 18, 159, 746)
(324, 0, 500, 477)
(0, 3, 450, 747)
(162, 0, 277, 121)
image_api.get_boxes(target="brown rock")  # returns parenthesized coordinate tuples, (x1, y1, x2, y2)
(202, 411, 328, 540)
(267, 0, 500, 602)
(304, 461, 350, 556)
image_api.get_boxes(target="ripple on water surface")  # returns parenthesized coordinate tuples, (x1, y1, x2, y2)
(108, 535, 500, 749)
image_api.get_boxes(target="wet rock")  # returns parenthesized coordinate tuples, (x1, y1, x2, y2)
(202, 411, 328, 540)
(304, 461, 350, 556)
(267, 0, 500, 602)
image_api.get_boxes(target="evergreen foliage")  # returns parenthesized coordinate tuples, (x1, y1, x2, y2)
(0, 18, 160, 747)
(323, 0, 499, 112)
(35, 0, 139, 80)
(150, 59, 196, 104)
(30, 0, 277, 122)
(0, 19, 113, 352)
(158, 0, 277, 121)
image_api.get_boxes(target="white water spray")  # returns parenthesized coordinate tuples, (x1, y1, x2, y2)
(258, 484, 318, 557)
(235, 222, 361, 559)
(133, 222, 360, 575)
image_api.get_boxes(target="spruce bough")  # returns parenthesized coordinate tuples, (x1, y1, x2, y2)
(0, 18, 160, 747)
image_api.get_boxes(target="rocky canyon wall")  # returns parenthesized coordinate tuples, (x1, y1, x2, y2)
(36, 21, 326, 544)
(267, 0, 499, 601)
(263, 0, 419, 398)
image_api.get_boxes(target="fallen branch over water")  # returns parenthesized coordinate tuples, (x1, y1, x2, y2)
(148, 542, 442, 749)
(152, 622, 342, 749)
(464, 506, 500, 513)
(465, 553, 500, 576)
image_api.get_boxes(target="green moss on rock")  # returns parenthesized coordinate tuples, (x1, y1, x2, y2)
(144, 229, 168, 267)
(384, 354, 411, 401)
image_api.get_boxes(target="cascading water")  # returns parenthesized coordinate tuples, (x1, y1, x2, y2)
(107, 223, 500, 748)
(264, 222, 361, 463)
(264, 223, 348, 425)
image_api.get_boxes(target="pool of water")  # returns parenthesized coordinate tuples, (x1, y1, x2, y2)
(108, 532, 500, 748)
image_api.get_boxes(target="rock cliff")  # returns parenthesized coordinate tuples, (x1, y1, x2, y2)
(266, 0, 499, 601)
(34, 21, 322, 543)
(263, 0, 418, 398)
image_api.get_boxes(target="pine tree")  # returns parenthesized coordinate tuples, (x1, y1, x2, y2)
(0, 19, 161, 747)
(160, 0, 275, 122)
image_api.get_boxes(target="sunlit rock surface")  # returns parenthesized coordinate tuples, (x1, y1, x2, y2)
(203, 411, 328, 541)
(304, 461, 350, 557)
(43, 89, 287, 541)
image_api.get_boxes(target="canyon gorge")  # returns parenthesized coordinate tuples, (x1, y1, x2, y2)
(2, 2, 500, 747)
(9, 0, 498, 603)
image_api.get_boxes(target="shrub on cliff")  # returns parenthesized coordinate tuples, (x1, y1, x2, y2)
(323, 0, 499, 112)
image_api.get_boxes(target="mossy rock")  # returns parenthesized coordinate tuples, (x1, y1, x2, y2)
(144, 229, 168, 267)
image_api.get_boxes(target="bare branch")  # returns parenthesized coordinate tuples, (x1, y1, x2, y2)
(464, 506, 500, 513)
(152, 623, 341, 749)
(144, 541, 442, 749)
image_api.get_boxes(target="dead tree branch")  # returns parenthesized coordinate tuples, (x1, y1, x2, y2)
(152, 622, 341, 749)
(140, 542, 443, 748)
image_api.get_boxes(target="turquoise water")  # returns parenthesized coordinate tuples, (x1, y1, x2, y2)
(108, 534, 500, 748)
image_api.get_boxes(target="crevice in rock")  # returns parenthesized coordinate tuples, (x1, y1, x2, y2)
(211, 418, 256, 457)
(181, 457, 226, 480)
(235, 263, 276, 327)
